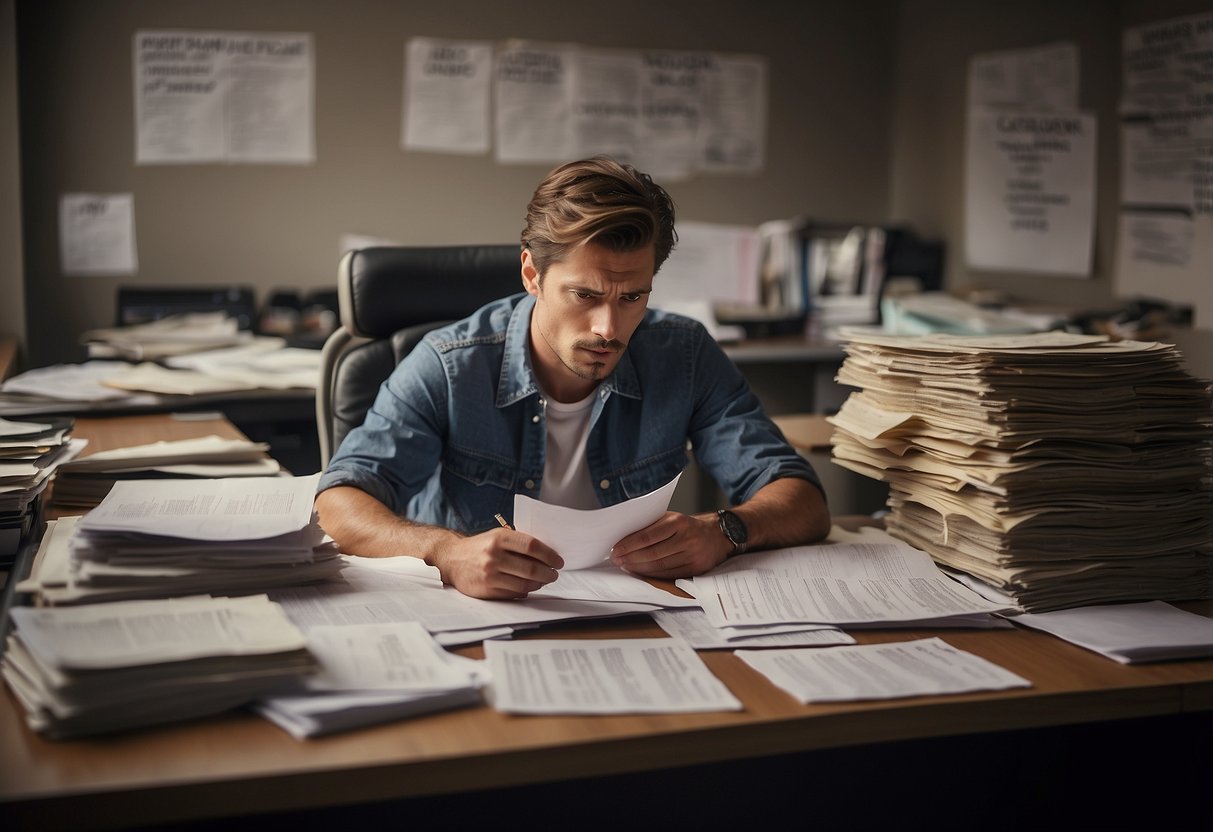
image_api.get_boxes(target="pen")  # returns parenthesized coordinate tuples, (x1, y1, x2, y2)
(494, 513, 513, 530)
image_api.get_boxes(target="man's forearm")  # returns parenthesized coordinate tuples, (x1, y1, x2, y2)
(719, 477, 830, 552)
(313, 485, 463, 563)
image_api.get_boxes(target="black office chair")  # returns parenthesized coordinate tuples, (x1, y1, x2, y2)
(316, 245, 522, 467)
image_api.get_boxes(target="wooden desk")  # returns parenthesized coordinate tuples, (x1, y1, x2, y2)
(1, 416, 1212, 829)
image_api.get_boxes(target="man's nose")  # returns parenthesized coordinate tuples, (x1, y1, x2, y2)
(590, 303, 617, 342)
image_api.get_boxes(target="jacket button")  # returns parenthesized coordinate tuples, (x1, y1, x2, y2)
(525, 479, 535, 489)
(531, 414, 540, 423)
(599, 479, 610, 490)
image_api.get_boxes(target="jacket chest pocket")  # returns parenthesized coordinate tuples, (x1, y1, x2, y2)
(615, 445, 689, 500)
(441, 449, 517, 531)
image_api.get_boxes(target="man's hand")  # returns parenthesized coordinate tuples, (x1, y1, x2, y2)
(431, 529, 563, 599)
(607, 477, 831, 580)
(315, 486, 562, 600)
(609, 511, 730, 579)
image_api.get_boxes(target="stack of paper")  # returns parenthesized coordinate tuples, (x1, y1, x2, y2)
(0, 361, 163, 417)
(1008, 601, 1213, 663)
(79, 312, 254, 361)
(0, 416, 84, 563)
(828, 330, 1213, 611)
(675, 535, 1013, 630)
(52, 435, 279, 509)
(0, 594, 315, 738)
(56, 474, 342, 604)
(254, 621, 485, 738)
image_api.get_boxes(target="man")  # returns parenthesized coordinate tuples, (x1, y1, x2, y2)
(315, 156, 830, 599)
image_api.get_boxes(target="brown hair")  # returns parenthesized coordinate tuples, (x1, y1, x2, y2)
(521, 156, 677, 278)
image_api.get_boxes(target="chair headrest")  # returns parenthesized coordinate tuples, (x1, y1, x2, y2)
(341, 245, 522, 339)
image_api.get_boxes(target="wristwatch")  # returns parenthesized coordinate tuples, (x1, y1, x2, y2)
(716, 509, 748, 556)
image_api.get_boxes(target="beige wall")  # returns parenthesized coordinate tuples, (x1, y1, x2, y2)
(890, 0, 1213, 324)
(12, 1, 1213, 370)
(14, 0, 898, 367)
(1, 0, 25, 364)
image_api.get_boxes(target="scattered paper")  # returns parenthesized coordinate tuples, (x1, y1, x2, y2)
(650, 608, 855, 650)
(678, 540, 1012, 628)
(484, 637, 742, 714)
(736, 637, 1031, 703)
(1009, 601, 1213, 663)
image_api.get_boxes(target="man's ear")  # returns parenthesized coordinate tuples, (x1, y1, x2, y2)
(520, 249, 541, 297)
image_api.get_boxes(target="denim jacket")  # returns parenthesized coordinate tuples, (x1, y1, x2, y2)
(317, 293, 822, 534)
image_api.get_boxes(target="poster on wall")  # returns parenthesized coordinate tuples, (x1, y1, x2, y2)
(134, 30, 315, 165)
(403, 38, 493, 154)
(59, 194, 138, 276)
(439, 39, 768, 177)
(494, 41, 575, 164)
(967, 42, 1078, 112)
(965, 111, 1096, 275)
(1116, 11, 1213, 325)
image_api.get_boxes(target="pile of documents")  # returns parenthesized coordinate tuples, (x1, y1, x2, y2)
(51, 434, 279, 509)
(254, 620, 484, 738)
(1, 594, 315, 738)
(0, 361, 164, 416)
(828, 330, 1213, 611)
(79, 311, 254, 361)
(22, 474, 342, 605)
(674, 530, 1013, 631)
(0, 416, 83, 563)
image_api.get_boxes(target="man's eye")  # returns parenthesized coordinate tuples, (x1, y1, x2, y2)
(573, 291, 593, 300)
(622, 293, 643, 303)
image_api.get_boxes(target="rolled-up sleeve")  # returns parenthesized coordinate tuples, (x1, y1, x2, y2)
(685, 332, 824, 506)
(316, 341, 450, 514)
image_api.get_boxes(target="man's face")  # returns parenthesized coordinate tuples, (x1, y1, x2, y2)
(521, 242, 654, 403)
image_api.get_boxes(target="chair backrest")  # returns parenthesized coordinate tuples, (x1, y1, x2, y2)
(317, 245, 521, 467)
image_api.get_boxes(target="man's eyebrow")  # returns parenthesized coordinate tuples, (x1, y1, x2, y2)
(566, 284, 653, 296)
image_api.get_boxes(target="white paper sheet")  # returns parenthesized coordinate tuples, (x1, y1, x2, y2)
(9, 594, 306, 670)
(1008, 601, 1213, 663)
(303, 621, 478, 692)
(494, 40, 574, 163)
(736, 637, 1031, 703)
(403, 37, 493, 154)
(513, 473, 680, 570)
(651, 220, 761, 319)
(59, 194, 138, 276)
(650, 609, 854, 650)
(968, 42, 1079, 111)
(965, 110, 1097, 275)
(134, 30, 314, 165)
(75, 474, 320, 541)
(484, 637, 742, 714)
(529, 562, 700, 607)
(678, 541, 1013, 627)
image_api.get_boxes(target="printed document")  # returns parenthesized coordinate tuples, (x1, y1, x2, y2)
(303, 621, 479, 692)
(8, 594, 306, 670)
(650, 608, 855, 650)
(1008, 601, 1213, 664)
(514, 473, 680, 569)
(484, 637, 742, 714)
(736, 637, 1031, 703)
(75, 473, 320, 541)
(679, 541, 1012, 627)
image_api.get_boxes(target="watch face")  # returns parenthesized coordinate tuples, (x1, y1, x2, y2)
(719, 510, 747, 545)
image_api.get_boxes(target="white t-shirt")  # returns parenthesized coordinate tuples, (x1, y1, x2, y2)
(539, 389, 600, 510)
